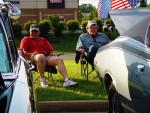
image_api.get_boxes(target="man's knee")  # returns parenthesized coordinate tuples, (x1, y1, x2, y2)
(47, 56, 63, 65)
(57, 57, 63, 62)
(89, 45, 99, 53)
(34, 54, 46, 63)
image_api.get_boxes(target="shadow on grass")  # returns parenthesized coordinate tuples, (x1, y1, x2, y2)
(36, 78, 107, 101)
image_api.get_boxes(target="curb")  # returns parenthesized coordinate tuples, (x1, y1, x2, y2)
(38, 100, 108, 112)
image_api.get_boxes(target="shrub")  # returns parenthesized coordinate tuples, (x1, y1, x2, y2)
(95, 18, 103, 32)
(48, 15, 64, 38)
(105, 19, 115, 32)
(39, 19, 50, 38)
(66, 20, 79, 33)
(13, 22, 22, 39)
(81, 21, 88, 33)
(23, 20, 37, 34)
(54, 21, 64, 37)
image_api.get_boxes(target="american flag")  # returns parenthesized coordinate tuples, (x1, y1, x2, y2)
(128, 0, 141, 7)
(97, 0, 101, 18)
(111, 0, 131, 9)
(97, 0, 111, 18)
(97, 0, 141, 19)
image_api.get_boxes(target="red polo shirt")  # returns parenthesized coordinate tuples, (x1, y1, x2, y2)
(20, 37, 54, 59)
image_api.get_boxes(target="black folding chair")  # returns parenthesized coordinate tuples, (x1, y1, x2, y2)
(32, 65, 57, 86)
(19, 51, 63, 86)
(32, 53, 64, 86)
(75, 51, 94, 80)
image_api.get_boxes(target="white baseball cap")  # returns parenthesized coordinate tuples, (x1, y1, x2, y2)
(30, 23, 39, 31)
(86, 20, 97, 28)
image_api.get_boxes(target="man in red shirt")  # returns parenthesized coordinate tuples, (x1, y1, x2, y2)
(20, 24, 78, 88)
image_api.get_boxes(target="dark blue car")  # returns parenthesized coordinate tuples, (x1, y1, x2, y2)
(0, 2, 35, 113)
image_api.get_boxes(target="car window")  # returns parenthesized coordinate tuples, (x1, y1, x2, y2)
(0, 27, 11, 73)
(145, 24, 150, 47)
(2, 12, 18, 64)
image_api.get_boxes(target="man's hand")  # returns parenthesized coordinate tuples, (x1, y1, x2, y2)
(50, 52, 57, 56)
(32, 51, 38, 55)
(79, 48, 85, 54)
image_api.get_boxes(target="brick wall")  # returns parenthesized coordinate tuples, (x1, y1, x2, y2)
(18, 8, 78, 26)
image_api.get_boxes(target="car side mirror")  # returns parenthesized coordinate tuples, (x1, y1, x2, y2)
(1, 2, 21, 20)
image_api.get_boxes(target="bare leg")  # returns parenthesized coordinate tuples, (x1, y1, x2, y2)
(33, 54, 46, 78)
(46, 56, 68, 79)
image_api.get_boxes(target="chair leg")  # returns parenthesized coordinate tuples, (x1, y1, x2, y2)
(35, 76, 40, 81)
(50, 73, 55, 86)
(93, 75, 98, 80)
(32, 66, 58, 87)
(86, 62, 88, 80)
(32, 71, 40, 83)
(44, 72, 56, 87)
(81, 62, 83, 76)
(80, 61, 95, 80)
(81, 60, 85, 77)
(81, 61, 89, 80)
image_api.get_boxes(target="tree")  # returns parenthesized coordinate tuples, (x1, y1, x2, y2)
(79, 4, 97, 22)
(79, 4, 94, 13)
(140, 0, 147, 7)
(88, 7, 97, 20)
(78, 11, 84, 24)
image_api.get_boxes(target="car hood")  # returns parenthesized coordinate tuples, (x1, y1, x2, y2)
(110, 8, 150, 40)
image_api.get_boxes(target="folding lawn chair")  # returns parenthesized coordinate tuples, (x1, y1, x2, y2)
(75, 51, 94, 80)
(32, 53, 64, 86)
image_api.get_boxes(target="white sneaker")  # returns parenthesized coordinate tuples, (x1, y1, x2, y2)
(40, 78, 48, 88)
(63, 78, 78, 87)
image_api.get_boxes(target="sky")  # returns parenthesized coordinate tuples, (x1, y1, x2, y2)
(79, 0, 99, 8)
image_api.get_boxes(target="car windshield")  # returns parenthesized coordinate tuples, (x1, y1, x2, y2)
(0, 25, 11, 73)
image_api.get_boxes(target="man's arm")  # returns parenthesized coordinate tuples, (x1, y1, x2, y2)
(76, 34, 86, 54)
(19, 37, 33, 59)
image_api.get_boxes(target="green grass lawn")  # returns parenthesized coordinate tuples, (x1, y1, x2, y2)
(34, 60, 107, 101)
(52, 33, 80, 53)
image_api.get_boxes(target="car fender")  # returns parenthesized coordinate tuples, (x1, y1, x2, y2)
(95, 41, 132, 101)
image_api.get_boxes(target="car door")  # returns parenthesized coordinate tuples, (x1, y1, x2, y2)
(129, 24, 150, 113)
(0, 14, 14, 113)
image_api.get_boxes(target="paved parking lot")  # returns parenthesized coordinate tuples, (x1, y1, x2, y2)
(61, 53, 75, 60)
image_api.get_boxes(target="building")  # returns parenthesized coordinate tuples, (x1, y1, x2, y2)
(4, 0, 79, 25)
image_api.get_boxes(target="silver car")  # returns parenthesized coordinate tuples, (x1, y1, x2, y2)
(94, 8, 150, 113)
